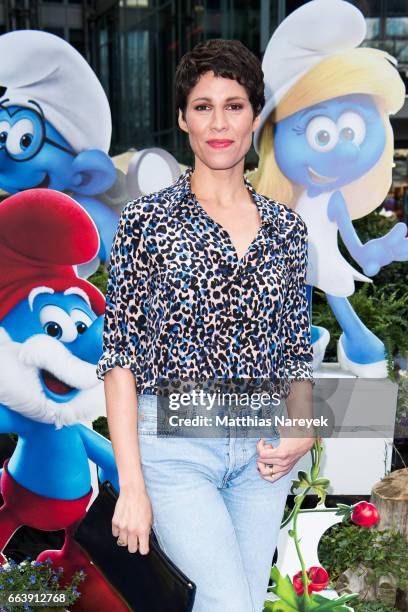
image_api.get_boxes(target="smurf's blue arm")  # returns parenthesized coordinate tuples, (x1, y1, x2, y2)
(76, 423, 119, 492)
(328, 190, 408, 276)
(0, 403, 28, 435)
(327, 191, 363, 260)
(75, 196, 118, 263)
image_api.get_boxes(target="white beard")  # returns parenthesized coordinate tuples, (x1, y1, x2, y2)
(0, 326, 106, 430)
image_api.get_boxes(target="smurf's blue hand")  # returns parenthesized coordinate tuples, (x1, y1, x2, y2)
(76, 423, 120, 492)
(358, 222, 408, 276)
(329, 191, 408, 275)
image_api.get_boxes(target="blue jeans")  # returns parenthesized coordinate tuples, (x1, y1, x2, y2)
(136, 394, 295, 612)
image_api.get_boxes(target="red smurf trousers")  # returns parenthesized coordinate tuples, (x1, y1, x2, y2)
(0, 458, 129, 612)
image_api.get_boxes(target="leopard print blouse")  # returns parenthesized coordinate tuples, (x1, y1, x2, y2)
(96, 166, 314, 399)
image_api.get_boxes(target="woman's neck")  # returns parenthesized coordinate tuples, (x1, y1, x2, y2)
(190, 158, 249, 209)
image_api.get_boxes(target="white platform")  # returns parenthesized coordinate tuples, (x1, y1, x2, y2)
(297, 362, 398, 495)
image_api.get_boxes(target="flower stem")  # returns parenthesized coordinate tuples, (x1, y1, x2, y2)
(290, 439, 323, 607)
(292, 495, 312, 606)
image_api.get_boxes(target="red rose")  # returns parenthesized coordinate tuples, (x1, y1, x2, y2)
(351, 501, 380, 528)
(293, 566, 329, 595)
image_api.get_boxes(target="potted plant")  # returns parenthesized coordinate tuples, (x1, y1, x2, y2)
(0, 556, 86, 612)
(264, 438, 382, 611)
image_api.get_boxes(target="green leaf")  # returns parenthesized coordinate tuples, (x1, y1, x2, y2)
(268, 565, 300, 610)
(316, 604, 350, 612)
(312, 478, 330, 487)
(311, 466, 319, 481)
(297, 470, 311, 486)
(290, 481, 301, 494)
(308, 592, 359, 610)
(312, 485, 327, 505)
(297, 470, 309, 480)
(264, 601, 301, 612)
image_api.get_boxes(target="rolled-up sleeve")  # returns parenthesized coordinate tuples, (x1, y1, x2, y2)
(96, 201, 149, 382)
(280, 216, 314, 384)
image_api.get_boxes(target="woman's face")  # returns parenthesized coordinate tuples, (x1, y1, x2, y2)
(178, 70, 260, 170)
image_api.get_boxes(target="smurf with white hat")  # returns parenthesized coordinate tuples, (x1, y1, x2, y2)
(0, 30, 118, 273)
(249, 0, 407, 376)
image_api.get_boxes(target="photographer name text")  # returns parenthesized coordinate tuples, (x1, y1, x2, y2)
(167, 415, 327, 428)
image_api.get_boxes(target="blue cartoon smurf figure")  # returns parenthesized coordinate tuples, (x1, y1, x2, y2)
(0, 188, 127, 611)
(0, 30, 118, 274)
(251, 0, 408, 376)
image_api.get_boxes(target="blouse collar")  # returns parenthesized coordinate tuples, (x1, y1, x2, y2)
(167, 165, 280, 232)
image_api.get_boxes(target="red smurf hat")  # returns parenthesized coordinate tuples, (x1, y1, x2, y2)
(0, 188, 106, 319)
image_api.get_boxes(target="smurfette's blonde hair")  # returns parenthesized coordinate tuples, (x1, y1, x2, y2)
(248, 47, 405, 219)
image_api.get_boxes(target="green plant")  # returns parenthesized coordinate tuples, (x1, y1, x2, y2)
(397, 372, 408, 414)
(264, 439, 360, 610)
(0, 556, 86, 611)
(88, 264, 108, 295)
(352, 603, 397, 612)
(311, 283, 408, 376)
(318, 523, 408, 590)
(395, 371, 408, 431)
(282, 503, 291, 523)
(93, 415, 110, 439)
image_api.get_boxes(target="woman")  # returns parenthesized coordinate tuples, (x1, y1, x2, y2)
(96, 38, 316, 612)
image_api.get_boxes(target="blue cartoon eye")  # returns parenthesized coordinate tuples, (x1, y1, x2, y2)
(7, 119, 35, 155)
(20, 133, 33, 150)
(76, 322, 87, 334)
(44, 322, 63, 339)
(39, 305, 77, 342)
(337, 111, 366, 146)
(70, 308, 93, 334)
(0, 121, 9, 146)
(306, 116, 338, 152)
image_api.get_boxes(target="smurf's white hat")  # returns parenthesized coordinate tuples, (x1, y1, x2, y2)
(253, 0, 367, 154)
(0, 30, 111, 153)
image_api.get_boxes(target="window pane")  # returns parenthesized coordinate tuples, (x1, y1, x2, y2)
(365, 17, 380, 40)
(386, 17, 408, 38)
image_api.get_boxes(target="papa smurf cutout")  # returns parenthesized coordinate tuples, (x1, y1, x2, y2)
(0, 189, 126, 611)
(250, 0, 408, 377)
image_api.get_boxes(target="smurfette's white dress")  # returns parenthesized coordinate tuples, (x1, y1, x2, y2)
(295, 189, 372, 297)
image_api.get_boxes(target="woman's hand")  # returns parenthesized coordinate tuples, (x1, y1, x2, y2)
(256, 433, 316, 483)
(112, 485, 153, 555)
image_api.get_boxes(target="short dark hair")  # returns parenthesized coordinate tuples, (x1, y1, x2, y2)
(175, 39, 265, 119)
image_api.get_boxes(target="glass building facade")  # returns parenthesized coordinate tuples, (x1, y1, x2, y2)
(89, 0, 282, 164)
(0, 0, 407, 176)
(88, 0, 408, 168)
